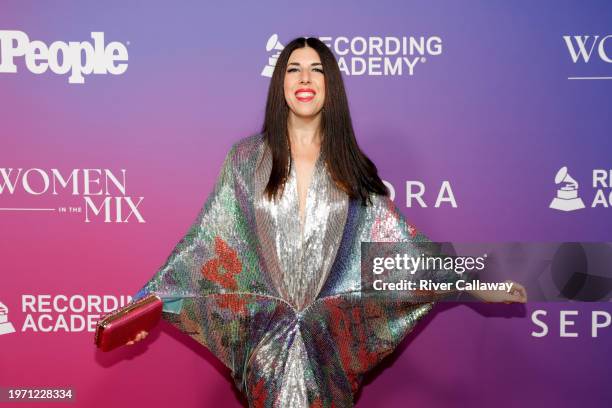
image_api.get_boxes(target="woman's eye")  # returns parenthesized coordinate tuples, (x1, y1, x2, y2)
(287, 67, 323, 73)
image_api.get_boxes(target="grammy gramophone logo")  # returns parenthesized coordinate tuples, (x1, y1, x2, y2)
(261, 34, 284, 78)
(0, 301, 16, 336)
(549, 166, 585, 212)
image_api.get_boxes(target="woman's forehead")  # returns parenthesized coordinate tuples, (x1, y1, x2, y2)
(288, 47, 321, 64)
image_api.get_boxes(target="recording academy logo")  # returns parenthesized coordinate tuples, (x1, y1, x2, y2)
(549, 167, 585, 212)
(261, 33, 443, 78)
(549, 166, 612, 211)
(0, 30, 129, 84)
(3, 294, 132, 334)
(0, 301, 16, 336)
(563, 34, 612, 80)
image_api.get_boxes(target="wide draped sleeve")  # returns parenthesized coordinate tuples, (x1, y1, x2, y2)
(366, 195, 478, 299)
(303, 194, 477, 398)
(131, 140, 289, 391)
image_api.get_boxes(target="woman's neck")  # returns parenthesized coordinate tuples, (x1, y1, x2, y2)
(287, 112, 323, 149)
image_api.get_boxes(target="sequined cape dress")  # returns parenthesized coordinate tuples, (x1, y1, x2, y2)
(133, 133, 465, 407)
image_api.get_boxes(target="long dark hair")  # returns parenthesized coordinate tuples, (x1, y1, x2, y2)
(261, 36, 389, 206)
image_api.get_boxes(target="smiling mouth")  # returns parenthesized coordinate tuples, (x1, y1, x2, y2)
(295, 89, 315, 102)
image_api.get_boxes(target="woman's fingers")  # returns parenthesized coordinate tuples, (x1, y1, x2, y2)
(506, 281, 528, 303)
(513, 282, 527, 302)
(126, 331, 148, 346)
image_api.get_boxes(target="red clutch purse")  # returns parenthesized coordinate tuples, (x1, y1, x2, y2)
(94, 293, 163, 352)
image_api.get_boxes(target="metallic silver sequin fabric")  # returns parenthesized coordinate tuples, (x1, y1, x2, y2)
(253, 141, 348, 407)
(254, 143, 348, 312)
(133, 133, 467, 407)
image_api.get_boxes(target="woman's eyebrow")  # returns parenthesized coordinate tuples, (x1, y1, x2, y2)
(288, 62, 323, 67)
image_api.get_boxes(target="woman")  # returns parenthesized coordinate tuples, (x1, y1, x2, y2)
(129, 37, 527, 407)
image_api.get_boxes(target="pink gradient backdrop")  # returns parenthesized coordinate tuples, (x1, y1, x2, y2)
(1, 1, 612, 407)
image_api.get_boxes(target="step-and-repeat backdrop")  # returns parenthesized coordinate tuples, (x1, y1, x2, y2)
(1, 1, 612, 407)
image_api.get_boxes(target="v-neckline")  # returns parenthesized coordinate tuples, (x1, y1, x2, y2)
(253, 136, 349, 309)
(291, 152, 323, 234)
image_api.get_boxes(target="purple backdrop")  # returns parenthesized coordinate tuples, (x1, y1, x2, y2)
(1, 1, 611, 407)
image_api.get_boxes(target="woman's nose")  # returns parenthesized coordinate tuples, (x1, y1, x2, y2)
(299, 71, 311, 84)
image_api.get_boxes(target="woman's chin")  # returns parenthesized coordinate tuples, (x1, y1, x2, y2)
(291, 109, 323, 120)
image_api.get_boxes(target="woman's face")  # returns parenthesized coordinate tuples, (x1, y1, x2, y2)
(283, 46, 325, 119)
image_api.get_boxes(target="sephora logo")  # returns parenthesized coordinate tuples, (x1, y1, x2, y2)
(384, 180, 457, 208)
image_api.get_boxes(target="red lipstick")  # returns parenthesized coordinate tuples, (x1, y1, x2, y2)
(295, 88, 316, 102)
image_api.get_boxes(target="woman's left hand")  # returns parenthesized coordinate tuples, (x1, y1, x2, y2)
(470, 280, 527, 304)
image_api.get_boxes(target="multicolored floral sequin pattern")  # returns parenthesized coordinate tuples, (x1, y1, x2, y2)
(133, 134, 466, 407)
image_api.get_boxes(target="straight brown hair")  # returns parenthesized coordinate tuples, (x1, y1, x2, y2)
(261, 36, 389, 206)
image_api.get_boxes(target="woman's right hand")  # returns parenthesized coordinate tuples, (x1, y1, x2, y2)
(126, 330, 148, 346)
